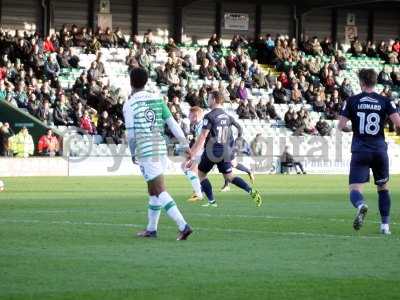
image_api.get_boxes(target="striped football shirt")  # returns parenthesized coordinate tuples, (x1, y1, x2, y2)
(123, 90, 172, 159)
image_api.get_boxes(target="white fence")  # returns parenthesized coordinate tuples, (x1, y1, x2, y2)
(1, 155, 400, 177)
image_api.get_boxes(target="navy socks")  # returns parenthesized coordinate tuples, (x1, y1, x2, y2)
(350, 190, 364, 208)
(201, 178, 215, 202)
(378, 190, 391, 224)
(231, 177, 252, 193)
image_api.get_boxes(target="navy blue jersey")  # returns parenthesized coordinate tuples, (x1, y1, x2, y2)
(202, 108, 236, 157)
(340, 92, 397, 152)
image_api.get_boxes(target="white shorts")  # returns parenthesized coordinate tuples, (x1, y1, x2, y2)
(139, 156, 169, 182)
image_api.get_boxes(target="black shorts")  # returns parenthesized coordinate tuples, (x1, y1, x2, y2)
(349, 151, 389, 186)
(198, 153, 233, 175)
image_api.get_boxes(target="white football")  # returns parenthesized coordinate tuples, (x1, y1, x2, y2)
(0, 180, 4, 192)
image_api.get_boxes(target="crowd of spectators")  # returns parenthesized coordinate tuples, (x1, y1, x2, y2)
(0, 25, 399, 157)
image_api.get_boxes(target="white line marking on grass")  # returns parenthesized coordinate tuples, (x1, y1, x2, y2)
(0, 219, 396, 240)
(6, 210, 400, 227)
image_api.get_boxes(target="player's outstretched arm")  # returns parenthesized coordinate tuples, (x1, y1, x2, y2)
(389, 112, 400, 130)
(165, 117, 189, 147)
(231, 118, 243, 137)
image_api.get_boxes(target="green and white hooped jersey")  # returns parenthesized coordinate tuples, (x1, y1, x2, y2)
(123, 91, 172, 159)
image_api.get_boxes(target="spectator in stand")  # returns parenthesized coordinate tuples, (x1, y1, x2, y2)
(339, 78, 353, 100)
(137, 47, 152, 73)
(252, 65, 268, 89)
(251, 133, 265, 156)
(105, 119, 125, 144)
(208, 33, 222, 52)
(199, 58, 213, 80)
(351, 38, 363, 57)
(280, 145, 306, 174)
(44, 55, 60, 81)
(113, 27, 128, 48)
(164, 38, 178, 54)
(185, 88, 201, 107)
(386, 45, 399, 64)
(53, 94, 73, 126)
(80, 110, 96, 135)
(380, 85, 393, 99)
(14, 81, 28, 108)
(278, 72, 290, 89)
(266, 99, 280, 120)
(321, 37, 335, 56)
(393, 39, 400, 54)
(291, 82, 303, 104)
(313, 94, 326, 113)
(38, 129, 59, 156)
(9, 127, 34, 158)
(236, 80, 248, 101)
(273, 81, 288, 104)
(36, 99, 53, 125)
(94, 52, 105, 75)
(237, 99, 257, 119)
(27, 93, 40, 116)
(255, 98, 268, 120)
(325, 90, 342, 120)
(391, 66, 400, 86)
(43, 36, 56, 53)
(86, 36, 101, 54)
(227, 80, 239, 103)
(378, 67, 393, 86)
(377, 41, 387, 59)
(96, 110, 111, 141)
(216, 59, 229, 81)
(288, 112, 306, 136)
(87, 61, 101, 82)
(316, 117, 332, 136)
(0, 80, 6, 101)
(311, 37, 323, 56)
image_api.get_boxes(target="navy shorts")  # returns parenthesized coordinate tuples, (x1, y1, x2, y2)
(349, 151, 389, 186)
(198, 153, 233, 175)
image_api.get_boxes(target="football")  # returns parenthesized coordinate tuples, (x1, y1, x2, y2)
(0, 180, 4, 192)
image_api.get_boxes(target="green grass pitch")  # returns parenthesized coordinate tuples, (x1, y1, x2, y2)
(0, 175, 400, 300)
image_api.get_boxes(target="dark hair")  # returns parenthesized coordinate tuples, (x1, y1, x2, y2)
(210, 90, 224, 104)
(358, 68, 377, 88)
(130, 67, 148, 89)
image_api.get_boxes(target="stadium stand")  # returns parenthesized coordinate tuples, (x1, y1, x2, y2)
(0, 26, 399, 164)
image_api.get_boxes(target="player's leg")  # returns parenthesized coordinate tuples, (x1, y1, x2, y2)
(348, 153, 371, 231)
(136, 161, 162, 238)
(181, 161, 203, 202)
(198, 154, 217, 207)
(232, 158, 255, 184)
(149, 175, 192, 240)
(138, 158, 192, 240)
(220, 162, 262, 207)
(372, 152, 391, 235)
(221, 157, 236, 192)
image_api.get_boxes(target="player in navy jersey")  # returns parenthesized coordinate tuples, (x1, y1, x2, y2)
(338, 69, 400, 234)
(187, 90, 262, 207)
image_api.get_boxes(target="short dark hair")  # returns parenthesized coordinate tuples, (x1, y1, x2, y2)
(358, 68, 377, 88)
(210, 90, 224, 104)
(130, 67, 148, 89)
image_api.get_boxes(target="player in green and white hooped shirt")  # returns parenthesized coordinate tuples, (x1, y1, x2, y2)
(183, 106, 204, 203)
(123, 68, 192, 241)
